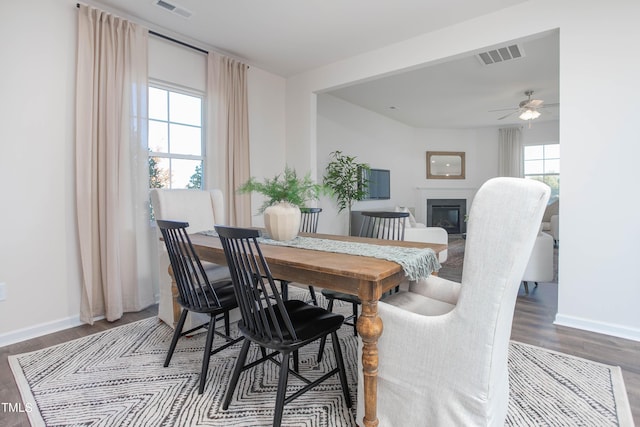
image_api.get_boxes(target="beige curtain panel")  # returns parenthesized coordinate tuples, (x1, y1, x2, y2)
(75, 5, 155, 324)
(207, 53, 251, 227)
(498, 127, 523, 178)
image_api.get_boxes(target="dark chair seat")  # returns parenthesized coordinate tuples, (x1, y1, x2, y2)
(241, 299, 345, 349)
(202, 262, 231, 283)
(176, 280, 237, 314)
(320, 289, 360, 305)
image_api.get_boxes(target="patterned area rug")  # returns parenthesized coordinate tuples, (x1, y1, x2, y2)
(9, 290, 633, 427)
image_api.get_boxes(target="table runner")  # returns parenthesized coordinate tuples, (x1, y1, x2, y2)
(260, 235, 440, 281)
(199, 230, 440, 280)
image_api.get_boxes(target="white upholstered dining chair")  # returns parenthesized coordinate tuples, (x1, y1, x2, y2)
(150, 188, 229, 329)
(356, 177, 550, 426)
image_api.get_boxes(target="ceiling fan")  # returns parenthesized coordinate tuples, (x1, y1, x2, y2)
(491, 90, 558, 127)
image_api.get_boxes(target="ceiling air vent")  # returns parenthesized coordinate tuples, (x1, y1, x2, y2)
(154, 0, 192, 19)
(477, 44, 525, 65)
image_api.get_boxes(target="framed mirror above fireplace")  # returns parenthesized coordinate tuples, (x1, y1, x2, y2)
(426, 151, 465, 179)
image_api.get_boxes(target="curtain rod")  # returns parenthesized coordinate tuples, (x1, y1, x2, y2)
(148, 31, 208, 55)
(76, 3, 208, 55)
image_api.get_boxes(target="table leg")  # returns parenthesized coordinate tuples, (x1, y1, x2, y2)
(357, 287, 383, 427)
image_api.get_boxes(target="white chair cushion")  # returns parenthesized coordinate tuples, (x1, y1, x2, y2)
(151, 189, 224, 233)
(383, 291, 456, 316)
(150, 188, 227, 329)
(394, 206, 418, 227)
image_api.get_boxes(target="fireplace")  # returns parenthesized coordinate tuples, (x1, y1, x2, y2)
(427, 198, 467, 234)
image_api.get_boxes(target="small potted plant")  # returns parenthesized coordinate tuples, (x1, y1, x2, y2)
(238, 166, 326, 241)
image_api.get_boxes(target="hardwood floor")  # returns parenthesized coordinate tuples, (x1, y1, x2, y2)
(1, 242, 639, 425)
(511, 283, 640, 425)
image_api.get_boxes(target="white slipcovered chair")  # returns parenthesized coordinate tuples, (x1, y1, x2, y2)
(150, 188, 229, 329)
(357, 177, 550, 426)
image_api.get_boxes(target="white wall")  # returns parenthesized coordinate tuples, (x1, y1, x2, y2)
(0, 0, 286, 346)
(522, 120, 559, 146)
(317, 93, 499, 234)
(0, 0, 82, 343)
(149, 37, 207, 92)
(316, 94, 414, 234)
(247, 67, 287, 227)
(287, 0, 640, 340)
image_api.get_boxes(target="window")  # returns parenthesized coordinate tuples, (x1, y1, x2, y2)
(148, 85, 204, 189)
(524, 144, 559, 202)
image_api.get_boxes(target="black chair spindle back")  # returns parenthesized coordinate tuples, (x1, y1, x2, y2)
(359, 211, 409, 241)
(158, 220, 221, 311)
(216, 226, 297, 343)
(299, 207, 322, 233)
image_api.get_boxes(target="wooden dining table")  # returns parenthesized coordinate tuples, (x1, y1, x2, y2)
(186, 231, 447, 427)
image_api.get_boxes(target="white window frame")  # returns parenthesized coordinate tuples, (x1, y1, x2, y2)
(524, 143, 559, 201)
(148, 80, 206, 189)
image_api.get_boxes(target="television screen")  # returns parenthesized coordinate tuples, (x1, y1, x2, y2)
(363, 168, 390, 200)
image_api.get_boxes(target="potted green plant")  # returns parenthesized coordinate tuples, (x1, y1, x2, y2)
(323, 151, 370, 234)
(238, 166, 326, 241)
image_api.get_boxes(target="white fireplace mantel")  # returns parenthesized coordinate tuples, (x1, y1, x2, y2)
(414, 187, 478, 225)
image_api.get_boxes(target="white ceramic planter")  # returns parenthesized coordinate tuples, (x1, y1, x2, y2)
(263, 203, 301, 241)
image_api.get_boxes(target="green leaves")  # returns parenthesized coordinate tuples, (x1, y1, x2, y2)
(238, 166, 327, 213)
(323, 151, 370, 213)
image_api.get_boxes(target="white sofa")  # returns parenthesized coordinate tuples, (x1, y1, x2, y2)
(150, 188, 229, 329)
(395, 206, 449, 263)
(404, 225, 448, 263)
(351, 207, 449, 263)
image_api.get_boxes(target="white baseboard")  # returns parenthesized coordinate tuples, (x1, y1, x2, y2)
(1, 295, 160, 348)
(554, 314, 640, 342)
(0, 314, 104, 348)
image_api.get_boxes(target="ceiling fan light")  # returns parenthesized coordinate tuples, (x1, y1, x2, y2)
(519, 110, 532, 120)
(519, 109, 540, 120)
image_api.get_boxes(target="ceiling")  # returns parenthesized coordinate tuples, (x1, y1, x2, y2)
(327, 31, 559, 129)
(90, 0, 559, 129)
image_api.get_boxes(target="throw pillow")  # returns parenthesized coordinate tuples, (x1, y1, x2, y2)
(395, 206, 418, 228)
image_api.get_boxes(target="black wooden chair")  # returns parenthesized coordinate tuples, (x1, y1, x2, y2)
(280, 207, 322, 304)
(157, 220, 243, 395)
(299, 207, 321, 234)
(317, 211, 409, 361)
(358, 210, 409, 241)
(215, 225, 352, 427)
